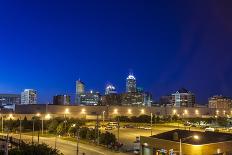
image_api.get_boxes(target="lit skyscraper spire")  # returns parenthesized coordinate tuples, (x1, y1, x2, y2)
(105, 83, 117, 95)
(126, 72, 136, 92)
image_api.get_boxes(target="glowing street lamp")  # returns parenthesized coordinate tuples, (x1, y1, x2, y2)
(113, 109, 118, 115)
(173, 109, 177, 115)
(128, 109, 132, 115)
(216, 110, 219, 115)
(140, 109, 145, 114)
(36, 113, 41, 117)
(195, 109, 199, 115)
(45, 114, 51, 120)
(180, 135, 199, 155)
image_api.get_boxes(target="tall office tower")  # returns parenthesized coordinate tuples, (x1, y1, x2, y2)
(53, 95, 70, 105)
(105, 84, 117, 95)
(171, 88, 195, 107)
(21, 89, 37, 104)
(126, 73, 136, 92)
(79, 90, 100, 106)
(75, 79, 85, 104)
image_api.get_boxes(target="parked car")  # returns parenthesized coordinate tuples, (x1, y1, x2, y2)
(123, 124, 134, 128)
(205, 127, 215, 132)
(144, 127, 151, 130)
(105, 126, 113, 130)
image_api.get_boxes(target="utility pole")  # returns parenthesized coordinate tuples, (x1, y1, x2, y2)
(19, 116, 21, 146)
(41, 117, 44, 135)
(38, 130, 40, 144)
(2, 116, 3, 133)
(97, 114, 99, 145)
(55, 134, 57, 149)
(76, 129, 79, 155)
(32, 118, 34, 144)
(150, 112, 153, 136)
(117, 117, 120, 142)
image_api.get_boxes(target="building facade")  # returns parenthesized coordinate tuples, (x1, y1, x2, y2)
(140, 129, 232, 155)
(53, 95, 70, 105)
(171, 88, 195, 107)
(105, 84, 117, 95)
(79, 91, 100, 106)
(101, 94, 122, 106)
(208, 95, 232, 109)
(126, 73, 136, 93)
(159, 95, 173, 107)
(0, 94, 21, 106)
(75, 79, 85, 104)
(21, 89, 37, 104)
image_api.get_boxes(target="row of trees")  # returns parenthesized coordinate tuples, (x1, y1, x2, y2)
(115, 114, 180, 123)
(1, 117, 118, 149)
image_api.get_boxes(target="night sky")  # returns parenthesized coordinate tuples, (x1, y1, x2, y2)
(0, 1, 232, 104)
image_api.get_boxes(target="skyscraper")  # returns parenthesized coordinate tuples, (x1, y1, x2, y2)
(21, 89, 37, 104)
(171, 88, 195, 107)
(53, 95, 71, 105)
(105, 84, 117, 95)
(75, 79, 85, 104)
(126, 73, 136, 92)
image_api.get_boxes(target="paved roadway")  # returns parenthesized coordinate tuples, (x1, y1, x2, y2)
(2, 133, 129, 155)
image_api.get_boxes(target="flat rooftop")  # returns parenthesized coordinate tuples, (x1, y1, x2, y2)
(151, 129, 232, 145)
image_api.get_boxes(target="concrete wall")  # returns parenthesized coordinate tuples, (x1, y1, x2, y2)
(12, 104, 232, 120)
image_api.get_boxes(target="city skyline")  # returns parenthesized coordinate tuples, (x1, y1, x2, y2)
(1, 1, 232, 103)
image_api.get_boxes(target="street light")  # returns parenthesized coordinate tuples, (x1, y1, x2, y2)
(113, 108, 118, 115)
(102, 111, 105, 124)
(180, 135, 199, 155)
(140, 109, 145, 114)
(128, 109, 132, 115)
(150, 113, 153, 136)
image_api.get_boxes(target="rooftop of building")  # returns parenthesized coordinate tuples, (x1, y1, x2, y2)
(176, 88, 191, 94)
(209, 95, 232, 100)
(151, 129, 232, 145)
(0, 94, 21, 97)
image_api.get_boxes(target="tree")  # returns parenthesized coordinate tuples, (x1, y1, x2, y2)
(56, 122, 66, 135)
(22, 116, 30, 130)
(99, 132, 116, 147)
(9, 143, 63, 155)
(79, 127, 88, 139)
(48, 119, 59, 133)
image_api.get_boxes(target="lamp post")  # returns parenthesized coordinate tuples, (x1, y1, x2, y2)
(102, 111, 105, 124)
(1, 115, 4, 133)
(32, 117, 35, 144)
(150, 113, 153, 136)
(179, 135, 199, 155)
(64, 108, 69, 135)
(19, 116, 21, 145)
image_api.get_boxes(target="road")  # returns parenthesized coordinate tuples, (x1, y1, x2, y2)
(2, 133, 128, 155)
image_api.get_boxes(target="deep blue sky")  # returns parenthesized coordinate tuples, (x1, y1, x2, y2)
(0, 1, 232, 104)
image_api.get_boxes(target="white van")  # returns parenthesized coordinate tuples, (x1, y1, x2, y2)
(205, 127, 215, 132)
